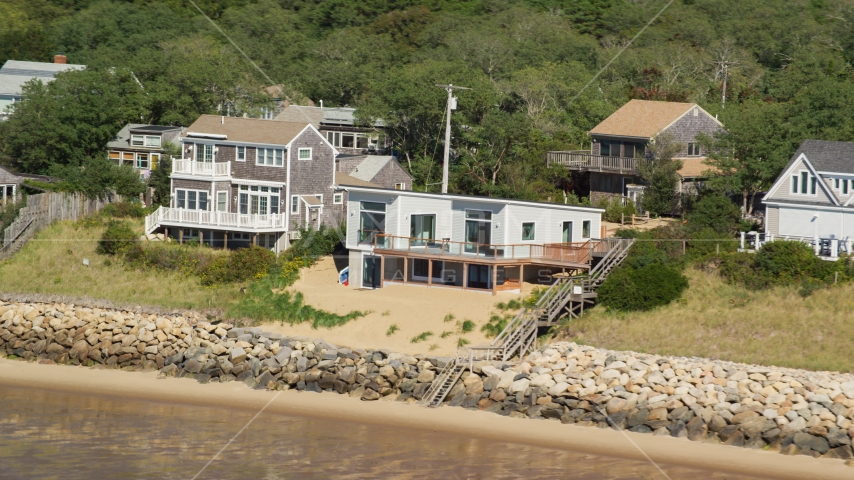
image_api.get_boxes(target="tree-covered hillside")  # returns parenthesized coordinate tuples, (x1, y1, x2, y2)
(1, 0, 852, 200)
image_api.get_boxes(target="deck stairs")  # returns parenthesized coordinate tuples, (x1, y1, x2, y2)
(419, 238, 634, 408)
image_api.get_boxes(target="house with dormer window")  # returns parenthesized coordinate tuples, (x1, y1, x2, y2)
(144, 115, 342, 252)
(763, 140, 854, 255)
(547, 99, 724, 205)
(107, 124, 186, 177)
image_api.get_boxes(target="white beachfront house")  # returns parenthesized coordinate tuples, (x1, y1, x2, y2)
(341, 185, 607, 294)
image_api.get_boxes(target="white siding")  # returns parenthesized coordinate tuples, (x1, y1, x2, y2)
(768, 158, 835, 205)
(450, 199, 505, 243)
(398, 195, 452, 239)
(765, 206, 779, 235)
(347, 191, 394, 249)
(778, 207, 818, 237)
(505, 205, 601, 243)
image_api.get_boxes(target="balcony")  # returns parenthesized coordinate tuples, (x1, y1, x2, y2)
(145, 206, 286, 234)
(172, 160, 231, 177)
(547, 150, 648, 174)
(370, 234, 617, 268)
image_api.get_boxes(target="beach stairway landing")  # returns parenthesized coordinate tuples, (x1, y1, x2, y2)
(419, 238, 634, 408)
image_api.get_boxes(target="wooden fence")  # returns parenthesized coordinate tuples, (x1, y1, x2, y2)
(1, 192, 119, 260)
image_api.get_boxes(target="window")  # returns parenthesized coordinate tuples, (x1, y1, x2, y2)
(394, 183, 406, 190)
(333, 193, 344, 204)
(636, 142, 646, 157)
(257, 147, 284, 166)
(136, 153, 149, 169)
(623, 142, 635, 158)
(196, 144, 213, 163)
(410, 214, 436, 246)
(291, 196, 299, 214)
(845, 181, 850, 195)
(131, 135, 144, 146)
(1, 184, 16, 204)
(175, 189, 208, 210)
(151, 154, 159, 170)
(217, 191, 227, 212)
(359, 202, 386, 244)
(327, 131, 341, 147)
(582, 220, 591, 239)
(464, 210, 492, 253)
(240, 192, 248, 214)
(834, 178, 840, 189)
(342, 134, 355, 148)
(109, 151, 121, 165)
(793, 171, 818, 196)
(600, 140, 611, 156)
(357, 136, 369, 149)
(237, 146, 245, 161)
(413, 259, 443, 279)
(298, 148, 312, 160)
(521, 222, 535, 241)
(144, 135, 161, 148)
(687, 143, 701, 156)
(693, 108, 699, 116)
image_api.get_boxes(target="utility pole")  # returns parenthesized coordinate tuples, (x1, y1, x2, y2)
(436, 84, 470, 193)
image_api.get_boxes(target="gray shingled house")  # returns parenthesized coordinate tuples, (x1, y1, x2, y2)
(275, 105, 390, 155)
(107, 124, 186, 178)
(763, 140, 854, 256)
(144, 115, 343, 252)
(0, 56, 86, 119)
(547, 99, 724, 205)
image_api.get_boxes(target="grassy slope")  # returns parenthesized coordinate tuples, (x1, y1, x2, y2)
(558, 268, 854, 373)
(0, 220, 241, 312)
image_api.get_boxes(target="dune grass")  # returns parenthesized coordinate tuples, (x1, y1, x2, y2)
(0, 219, 241, 311)
(557, 267, 854, 373)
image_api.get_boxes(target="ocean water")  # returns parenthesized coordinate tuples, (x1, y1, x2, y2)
(0, 386, 762, 479)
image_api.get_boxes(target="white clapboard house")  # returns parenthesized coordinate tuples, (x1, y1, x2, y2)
(341, 185, 609, 294)
(762, 140, 854, 258)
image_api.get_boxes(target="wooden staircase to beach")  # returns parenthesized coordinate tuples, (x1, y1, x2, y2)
(419, 238, 634, 408)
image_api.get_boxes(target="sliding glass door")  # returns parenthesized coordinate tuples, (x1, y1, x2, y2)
(410, 214, 436, 247)
(464, 210, 492, 254)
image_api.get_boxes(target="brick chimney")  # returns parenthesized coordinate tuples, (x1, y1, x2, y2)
(54, 54, 67, 64)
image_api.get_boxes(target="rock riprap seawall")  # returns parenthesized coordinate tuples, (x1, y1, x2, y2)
(2, 301, 854, 463)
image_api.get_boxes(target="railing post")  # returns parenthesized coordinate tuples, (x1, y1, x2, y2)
(740, 232, 745, 250)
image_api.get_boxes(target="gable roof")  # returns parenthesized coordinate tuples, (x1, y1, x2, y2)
(765, 150, 840, 206)
(335, 172, 378, 187)
(590, 100, 703, 138)
(346, 156, 395, 182)
(675, 157, 711, 179)
(0, 60, 86, 97)
(182, 115, 310, 146)
(274, 105, 322, 127)
(107, 124, 185, 150)
(787, 139, 854, 174)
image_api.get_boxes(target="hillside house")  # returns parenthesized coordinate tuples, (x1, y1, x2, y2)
(547, 99, 724, 205)
(144, 115, 341, 252)
(0, 166, 55, 204)
(107, 124, 186, 178)
(275, 105, 390, 155)
(342, 185, 608, 294)
(0, 56, 85, 120)
(763, 140, 854, 257)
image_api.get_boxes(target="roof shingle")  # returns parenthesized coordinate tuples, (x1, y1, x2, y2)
(589, 99, 697, 138)
(182, 115, 309, 146)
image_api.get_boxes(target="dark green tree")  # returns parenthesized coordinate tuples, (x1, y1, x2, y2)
(637, 132, 682, 217)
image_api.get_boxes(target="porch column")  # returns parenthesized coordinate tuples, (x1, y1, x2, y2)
(165, 228, 169, 242)
(380, 255, 385, 287)
(403, 257, 408, 285)
(252, 234, 258, 246)
(223, 232, 228, 250)
(179, 229, 183, 245)
(462, 262, 467, 290)
(492, 265, 498, 296)
(519, 264, 524, 290)
(428, 260, 433, 288)
(200, 230, 204, 248)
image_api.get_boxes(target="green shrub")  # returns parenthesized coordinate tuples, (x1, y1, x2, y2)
(481, 313, 511, 336)
(96, 221, 137, 255)
(597, 196, 637, 223)
(102, 201, 147, 219)
(199, 246, 276, 285)
(386, 324, 400, 336)
(685, 194, 741, 235)
(598, 263, 689, 311)
(459, 319, 476, 333)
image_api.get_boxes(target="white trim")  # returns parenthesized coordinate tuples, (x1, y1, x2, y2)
(290, 195, 300, 214)
(764, 201, 854, 213)
(341, 185, 604, 213)
(581, 220, 592, 240)
(237, 145, 246, 162)
(285, 143, 292, 229)
(215, 190, 228, 212)
(187, 132, 227, 140)
(255, 147, 285, 167)
(297, 147, 312, 161)
(333, 193, 344, 204)
(232, 179, 286, 188)
(521, 221, 536, 242)
(766, 153, 839, 206)
(394, 182, 406, 190)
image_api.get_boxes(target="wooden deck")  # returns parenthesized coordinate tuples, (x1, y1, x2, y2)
(546, 150, 649, 174)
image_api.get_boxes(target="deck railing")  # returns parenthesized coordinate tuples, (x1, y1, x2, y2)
(373, 234, 600, 265)
(546, 150, 649, 173)
(173, 160, 231, 177)
(145, 206, 286, 234)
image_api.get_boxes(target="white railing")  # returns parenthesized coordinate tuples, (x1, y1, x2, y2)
(547, 151, 650, 173)
(173, 160, 231, 177)
(145, 206, 286, 234)
(740, 232, 850, 259)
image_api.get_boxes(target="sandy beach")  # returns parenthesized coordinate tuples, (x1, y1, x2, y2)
(260, 256, 533, 356)
(0, 358, 850, 479)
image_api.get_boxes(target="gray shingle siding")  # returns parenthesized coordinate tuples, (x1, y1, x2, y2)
(287, 129, 341, 228)
(370, 161, 412, 190)
(661, 109, 723, 156)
